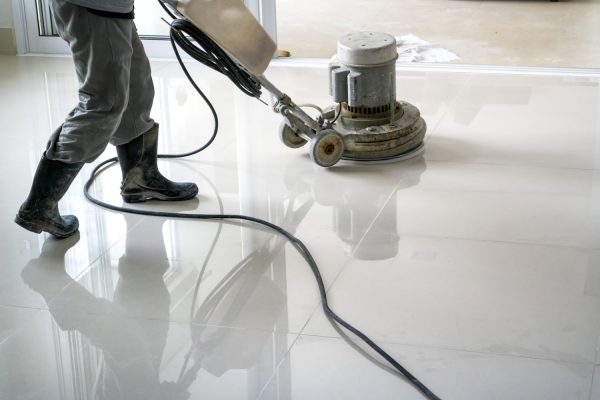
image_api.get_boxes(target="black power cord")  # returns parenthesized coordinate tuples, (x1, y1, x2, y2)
(83, 3, 443, 399)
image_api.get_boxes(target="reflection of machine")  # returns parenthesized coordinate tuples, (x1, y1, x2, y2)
(283, 156, 427, 260)
(165, 0, 426, 167)
(175, 229, 302, 393)
(188, 249, 285, 377)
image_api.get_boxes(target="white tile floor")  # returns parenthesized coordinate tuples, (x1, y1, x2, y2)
(1, 54, 599, 400)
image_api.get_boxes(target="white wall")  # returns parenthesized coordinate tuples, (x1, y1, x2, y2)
(0, 1, 14, 28)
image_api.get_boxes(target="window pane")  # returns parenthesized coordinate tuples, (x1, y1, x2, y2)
(33, 0, 171, 38)
(135, 3, 170, 37)
(35, 0, 58, 36)
(30, 1, 276, 47)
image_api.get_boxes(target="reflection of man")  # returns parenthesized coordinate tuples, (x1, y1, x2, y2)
(15, 0, 198, 239)
(22, 216, 177, 400)
(22, 214, 289, 398)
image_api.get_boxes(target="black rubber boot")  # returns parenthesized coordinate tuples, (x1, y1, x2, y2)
(116, 123, 198, 203)
(15, 154, 84, 239)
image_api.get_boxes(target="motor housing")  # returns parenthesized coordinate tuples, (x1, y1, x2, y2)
(331, 32, 397, 120)
(327, 32, 427, 161)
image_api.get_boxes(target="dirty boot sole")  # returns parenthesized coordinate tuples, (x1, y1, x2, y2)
(15, 213, 79, 239)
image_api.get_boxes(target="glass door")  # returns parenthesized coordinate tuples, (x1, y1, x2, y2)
(19, 0, 69, 54)
(15, 0, 277, 57)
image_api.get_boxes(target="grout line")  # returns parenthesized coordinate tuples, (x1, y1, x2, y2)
(2, 306, 307, 352)
(340, 183, 597, 254)
(0, 304, 47, 348)
(254, 330, 304, 400)
(0, 304, 47, 312)
(378, 228, 596, 253)
(421, 156, 600, 174)
(350, 186, 404, 260)
(418, 72, 475, 141)
(596, 334, 600, 365)
(399, 187, 599, 203)
(589, 364, 598, 400)
(295, 331, 597, 368)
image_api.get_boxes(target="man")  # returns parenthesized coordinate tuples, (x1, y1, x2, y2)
(15, 0, 198, 239)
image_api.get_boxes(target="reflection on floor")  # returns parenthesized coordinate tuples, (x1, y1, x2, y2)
(0, 54, 599, 399)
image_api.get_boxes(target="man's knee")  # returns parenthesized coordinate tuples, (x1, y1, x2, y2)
(77, 85, 130, 122)
(45, 126, 112, 164)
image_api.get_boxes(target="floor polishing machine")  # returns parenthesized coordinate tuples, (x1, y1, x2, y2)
(162, 0, 427, 167)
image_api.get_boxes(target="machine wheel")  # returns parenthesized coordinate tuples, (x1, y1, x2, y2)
(279, 121, 307, 148)
(309, 129, 345, 167)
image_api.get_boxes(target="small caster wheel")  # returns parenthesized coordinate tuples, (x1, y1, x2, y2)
(309, 129, 345, 167)
(279, 121, 307, 148)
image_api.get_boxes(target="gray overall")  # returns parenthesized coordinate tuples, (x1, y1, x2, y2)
(46, 0, 155, 164)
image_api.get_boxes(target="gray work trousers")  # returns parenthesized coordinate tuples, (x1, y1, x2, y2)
(45, 0, 155, 164)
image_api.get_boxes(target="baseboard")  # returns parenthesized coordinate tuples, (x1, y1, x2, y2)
(0, 28, 17, 55)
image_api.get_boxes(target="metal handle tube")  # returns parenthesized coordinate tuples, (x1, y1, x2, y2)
(257, 76, 322, 132)
(257, 75, 285, 99)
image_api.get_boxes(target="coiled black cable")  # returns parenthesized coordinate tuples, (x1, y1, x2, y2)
(82, 3, 443, 399)
(169, 18, 262, 99)
(160, 0, 262, 99)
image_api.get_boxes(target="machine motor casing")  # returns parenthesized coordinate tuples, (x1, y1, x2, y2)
(326, 32, 427, 162)
(331, 32, 398, 122)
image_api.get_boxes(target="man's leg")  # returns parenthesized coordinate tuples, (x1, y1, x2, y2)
(16, 1, 135, 238)
(109, 23, 155, 147)
(46, 1, 135, 163)
(112, 26, 198, 203)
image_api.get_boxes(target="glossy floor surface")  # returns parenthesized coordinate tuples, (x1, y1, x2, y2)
(1, 54, 600, 399)
(277, 0, 600, 68)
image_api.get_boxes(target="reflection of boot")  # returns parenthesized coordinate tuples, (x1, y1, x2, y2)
(21, 234, 80, 302)
(15, 154, 83, 238)
(116, 123, 198, 203)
